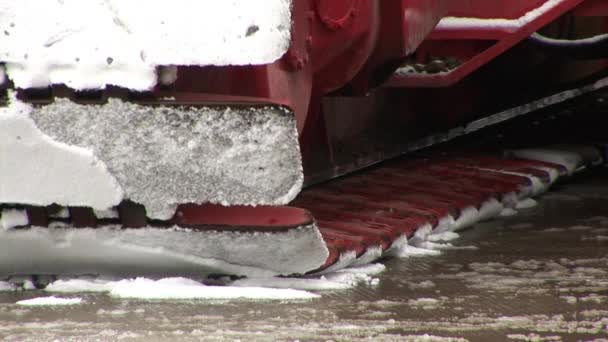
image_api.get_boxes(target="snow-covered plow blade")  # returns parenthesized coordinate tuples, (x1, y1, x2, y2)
(0, 205, 328, 278)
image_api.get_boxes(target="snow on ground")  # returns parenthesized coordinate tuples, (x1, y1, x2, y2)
(45, 277, 319, 301)
(16, 296, 83, 306)
(110, 278, 319, 300)
(0, 0, 292, 90)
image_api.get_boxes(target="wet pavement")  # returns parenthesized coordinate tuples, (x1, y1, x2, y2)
(0, 170, 607, 342)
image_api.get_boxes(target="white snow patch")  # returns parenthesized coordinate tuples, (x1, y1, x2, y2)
(543, 227, 566, 233)
(436, 0, 566, 32)
(48, 277, 321, 300)
(435, 215, 457, 233)
(232, 277, 351, 291)
(510, 148, 583, 175)
(408, 224, 433, 246)
(16, 296, 83, 306)
(385, 235, 410, 257)
(478, 198, 504, 221)
(110, 277, 318, 300)
(451, 206, 480, 231)
(407, 280, 436, 290)
(233, 264, 386, 291)
(427, 231, 460, 242)
(0, 209, 29, 230)
(337, 263, 387, 276)
(516, 198, 538, 210)
(93, 209, 119, 220)
(0, 281, 17, 292)
(414, 241, 478, 251)
(394, 244, 442, 257)
(0, 0, 293, 90)
(352, 246, 383, 266)
(0, 97, 124, 210)
(46, 278, 116, 293)
(315, 251, 358, 275)
(500, 208, 519, 217)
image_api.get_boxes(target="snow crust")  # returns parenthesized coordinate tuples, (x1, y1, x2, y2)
(0, 0, 293, 90)
(1, 94, 302, 218)
(16, 296, 82, 306)
(436, 0, 565, 32)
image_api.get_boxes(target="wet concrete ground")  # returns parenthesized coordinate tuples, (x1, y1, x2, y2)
(0, 170, 607, 342)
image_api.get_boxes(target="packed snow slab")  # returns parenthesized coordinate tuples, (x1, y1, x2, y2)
(0, 0, 292, 90)
(0, 95, 303, 219)
(0, 223, 329, 277)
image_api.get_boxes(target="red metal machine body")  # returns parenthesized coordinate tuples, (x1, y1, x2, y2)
(3, 0, 608, 276)
(158, 0, 608, 179)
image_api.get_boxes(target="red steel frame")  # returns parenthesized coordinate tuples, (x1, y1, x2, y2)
(161, 0, 605, 163)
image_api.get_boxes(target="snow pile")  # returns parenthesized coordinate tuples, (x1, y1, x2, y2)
(436, 0, 566, 32)
(46, 277, 319, 300)
(16, 296, 83, 306)
(0, 209, 29, 230)
(0, 0, 292, 90)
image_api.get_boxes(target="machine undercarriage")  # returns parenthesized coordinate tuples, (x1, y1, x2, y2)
(1, 0, 608, 279)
